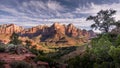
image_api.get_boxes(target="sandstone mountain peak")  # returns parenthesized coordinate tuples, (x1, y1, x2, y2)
(0, 24, 24, 34)
(68, 23, 74, 27)
(53, 22, 60, 25)
(0, 23, 95, 45)
(52, 22, 64, 29)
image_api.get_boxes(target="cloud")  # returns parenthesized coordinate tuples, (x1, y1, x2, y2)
(0, 0, 120, 30)
(0, 0, 78, 28)
(47, 0, 65, 11)
(0, 0, 66, 18)
(73, 2, 120, 31)
(75, 2, 120, 20)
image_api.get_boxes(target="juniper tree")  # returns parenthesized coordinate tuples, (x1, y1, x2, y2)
(87, 9, 116, 33)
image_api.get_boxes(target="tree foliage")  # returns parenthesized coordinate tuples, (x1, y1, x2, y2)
(67, 33, 120, 68)
(9, 32, 21, 45)
(114, 34, 120, 47)
(67, 9, 120, 68)
(87, 9, 116, 33)
(109, 46, 120, 63)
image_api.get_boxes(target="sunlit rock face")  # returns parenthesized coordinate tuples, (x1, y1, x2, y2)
(0, 23, 94, 45)
(20, 23, 91, 45)
(0, 24, 24, 34)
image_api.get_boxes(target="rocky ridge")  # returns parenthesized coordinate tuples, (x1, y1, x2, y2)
(0, 23, 94, 46)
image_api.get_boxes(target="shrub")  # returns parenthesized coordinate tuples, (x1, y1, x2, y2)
(0, 45, 5, 52)
(10, 61, 33, 68)
(34, 55, 54, 63)
(0, 60, 5, 68)
(6, 44, 28, 54)
(9, 32, 22, 45)
(29, 46, 44, 55)
(6, 44, 17, 54)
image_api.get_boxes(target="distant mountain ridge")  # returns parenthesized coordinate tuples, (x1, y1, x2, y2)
(0, 23, 95, 45)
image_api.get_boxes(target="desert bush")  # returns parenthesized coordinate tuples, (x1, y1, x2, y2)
(34, 55, 54, 63)
(0, 45, 5, 52)
(9, 32, 22, 45)
(10, 61, 33, 68)
(29, 46, 44, 55)
(0, 60, 5, 68)
(6, 44, 28, 54)
(6, 44, 17, 54)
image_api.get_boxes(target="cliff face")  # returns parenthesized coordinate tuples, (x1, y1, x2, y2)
(0, 23, 94, 45)
(0, 24, 24, 34)
(20, 23, 91, 45)
(0, 24, 24, 44)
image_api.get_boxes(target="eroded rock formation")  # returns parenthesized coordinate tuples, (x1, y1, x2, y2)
(0, 23, 94, 45)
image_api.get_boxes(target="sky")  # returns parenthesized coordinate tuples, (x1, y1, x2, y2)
(0, 0, 120, 30)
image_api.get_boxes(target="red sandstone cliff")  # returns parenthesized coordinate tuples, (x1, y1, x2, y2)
(0, 23, 94, 45)
(0, 24, 24, 34)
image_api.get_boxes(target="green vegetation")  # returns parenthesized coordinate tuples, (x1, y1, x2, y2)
(0, 45, 6, 52)
(10, 61, 33, 68)
(67, 34, 116, 68)
(46, 46, 77, 59)
(67, 9, 120, 68)
(30, 46, 44, 56)
(34, 55, 55, 63)
(31, 45, 78, 64)
(0, 60, 5, 68)
(87, 9, 116, 33)
(9, 32, 22, 45)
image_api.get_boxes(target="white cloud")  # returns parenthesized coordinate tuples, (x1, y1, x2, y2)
(21, 0, 65, 15)
(73, 2, 120, 31)
(1, 0, 120, 30)
(0, 0, 75, 27)
(0, 19, 17, 23)
(47, 0, 64, 11)
(75, 2, 120, 20)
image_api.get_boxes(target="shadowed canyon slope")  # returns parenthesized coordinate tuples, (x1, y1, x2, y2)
(0, 23, 95, 45)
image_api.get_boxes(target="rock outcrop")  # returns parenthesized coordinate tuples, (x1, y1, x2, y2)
(0, 24, 24, 34)
(0, 23, 94, 45)
(0, 24, 24, 44)
(20, 23, 91, 45)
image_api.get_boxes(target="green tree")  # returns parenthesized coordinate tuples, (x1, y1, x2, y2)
(87, 9, 116, 33)
(109, 46, 120, 63)
(114, 34, 120, 47)
(9, 32, 21, 45)
(91, 34, 113, 62)
(25, 40, 31, 48)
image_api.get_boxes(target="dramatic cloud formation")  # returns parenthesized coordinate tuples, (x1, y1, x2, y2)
(0, 0, 120, 30)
